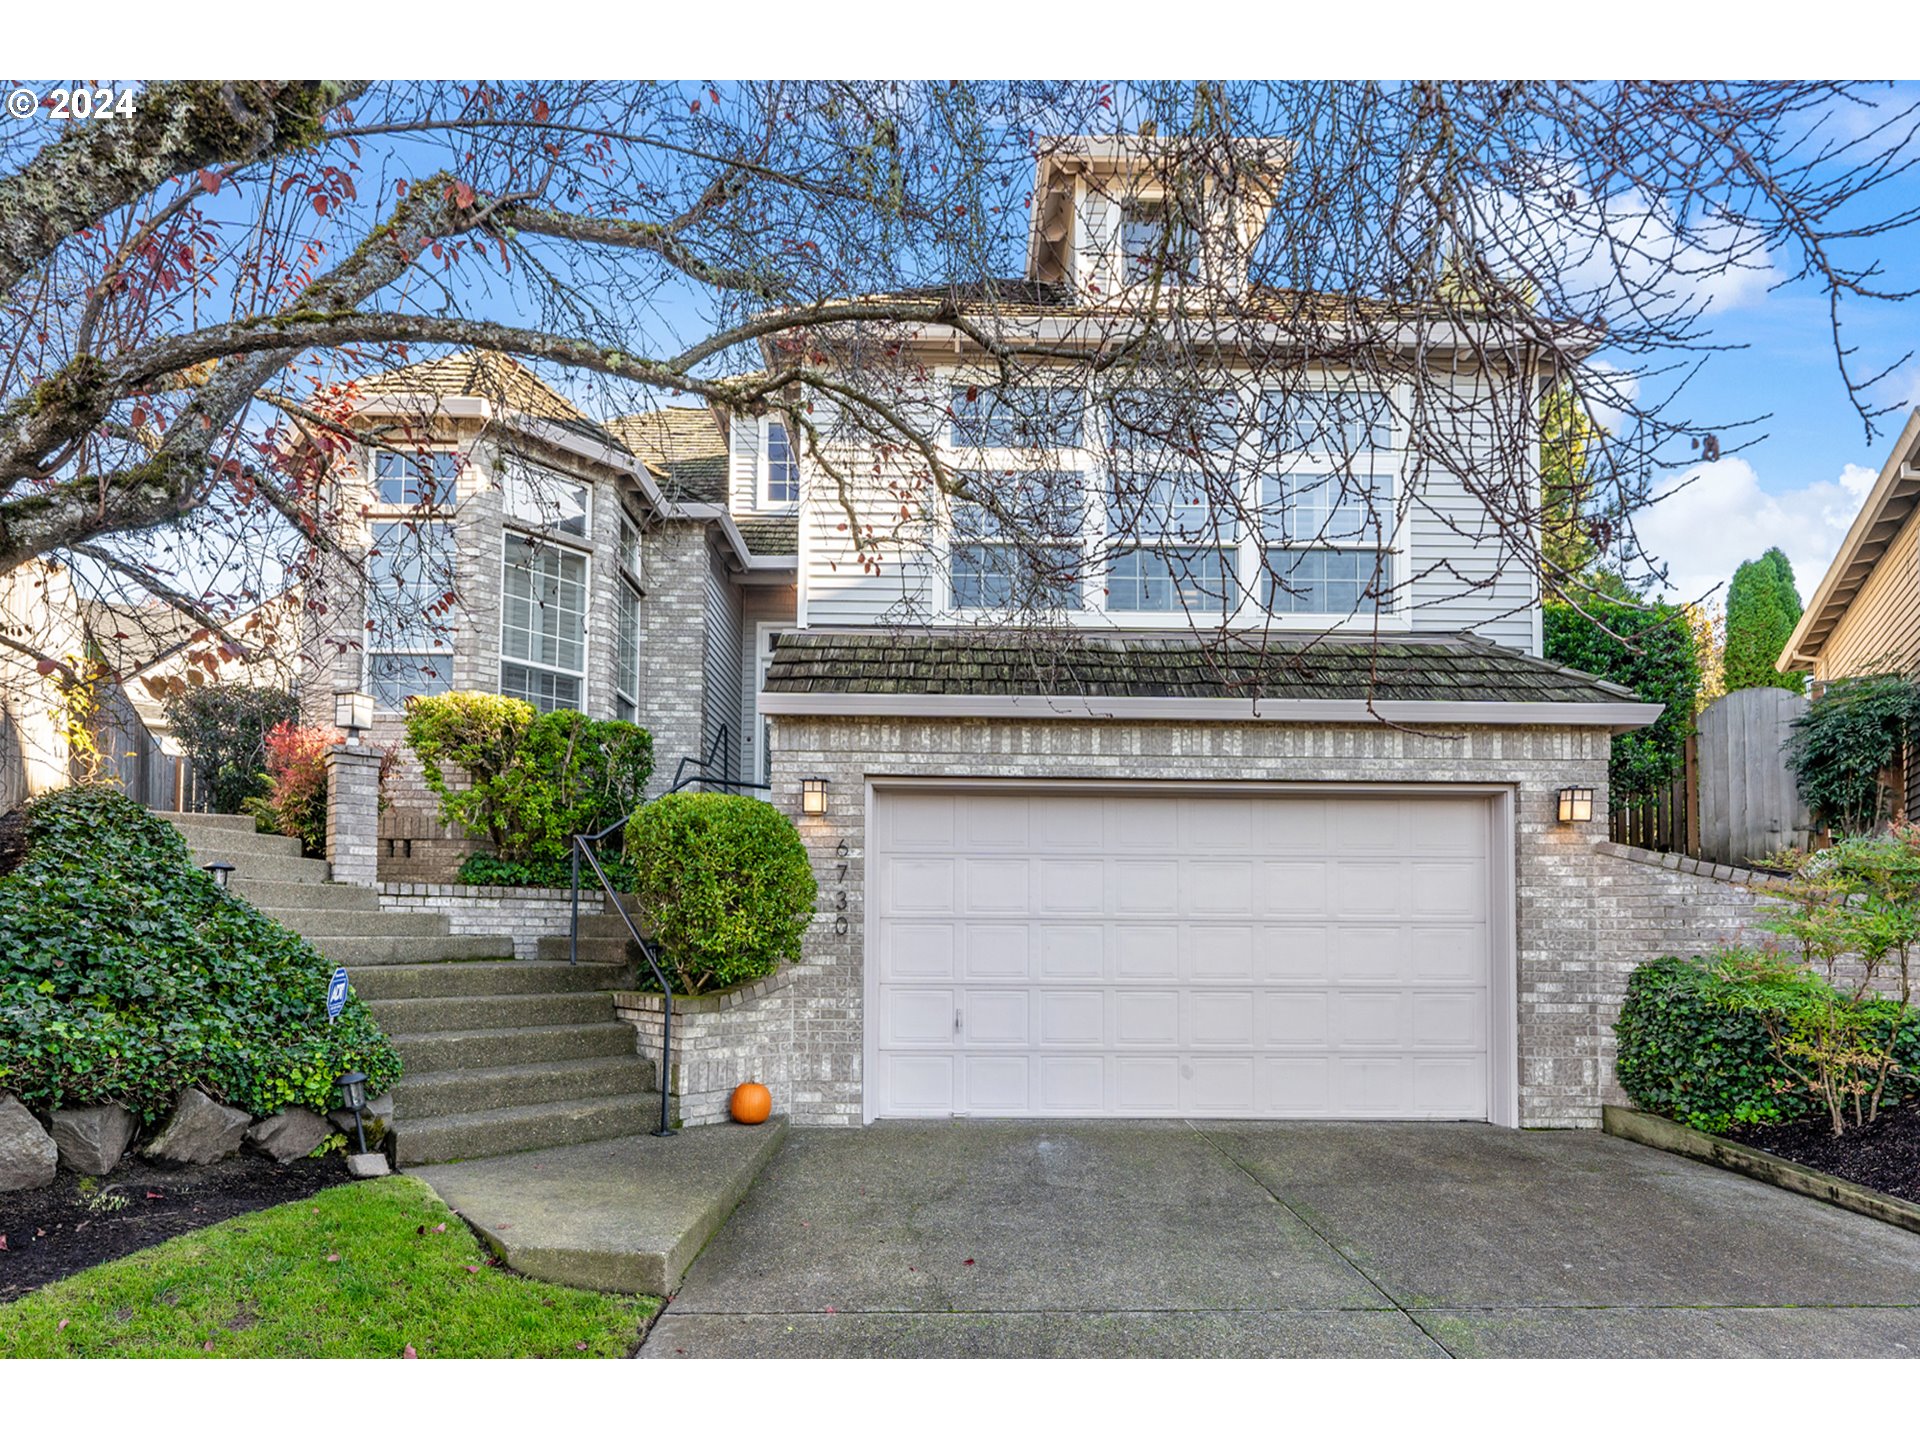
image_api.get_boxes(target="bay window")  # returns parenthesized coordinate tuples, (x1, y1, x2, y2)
(366, 520, 455, 708)
(503, 456, 590, 537)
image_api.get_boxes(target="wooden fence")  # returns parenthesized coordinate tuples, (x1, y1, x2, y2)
(1609, 687, 1814, 866)
(83, 684, 205, 812)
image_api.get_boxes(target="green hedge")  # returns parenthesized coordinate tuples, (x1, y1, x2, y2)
(1544, 597, 1700, 796)
(625, 793, 817, 995)
(0, 785, 401, 1123)
(1613, 953, 1920, 1132)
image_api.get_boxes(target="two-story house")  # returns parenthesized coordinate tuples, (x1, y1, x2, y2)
(318, 139, 1662, 1132)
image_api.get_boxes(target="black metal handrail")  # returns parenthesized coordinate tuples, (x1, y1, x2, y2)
(571, 833, 676, 1139)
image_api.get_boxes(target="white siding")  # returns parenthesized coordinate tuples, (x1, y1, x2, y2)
(701, 549, 745, 779)
(728, 412, 762, 514)
(791, 363, 1544, 655)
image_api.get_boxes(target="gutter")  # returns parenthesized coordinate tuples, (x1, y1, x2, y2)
(755, 689, 1663, 734)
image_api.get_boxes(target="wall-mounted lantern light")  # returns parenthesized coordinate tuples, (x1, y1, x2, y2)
(334, 688, 375, 744)
(1556, 786, 1595, 824)
(800, 777, 829, 817)
(202, 861, 234, 889)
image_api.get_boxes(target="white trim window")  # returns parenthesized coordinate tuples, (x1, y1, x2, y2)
(1256, 387, 1396, 616)
(1120, 198, 1197, 288)
(503, 455, 590, 537)
(613, 509, 643, 721)
(1105, 470, 1238, 615)
(364, 447, 461, 709)
(500, 535, 588, 712)
(761, 418, 800, 507)
(948, 469, 1086, 612)
(949, 385, 1085, 449)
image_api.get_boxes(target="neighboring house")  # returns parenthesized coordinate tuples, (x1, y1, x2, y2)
(300, 138, 1672, 1132)
(1779, 409, 1920, 817)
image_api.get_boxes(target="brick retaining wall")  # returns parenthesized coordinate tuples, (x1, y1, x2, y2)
(376, 882, 579, 959)
(614, 970, 799, 1127)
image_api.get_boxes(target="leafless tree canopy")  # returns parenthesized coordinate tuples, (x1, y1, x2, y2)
(2, 79, 1918, 679)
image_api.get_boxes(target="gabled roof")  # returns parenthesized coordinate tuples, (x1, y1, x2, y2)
(354, 350, 629, 453)
(762, 629, 1646, 710)
(605, 407, 729, 506)
(1781, 409, 1920, 669)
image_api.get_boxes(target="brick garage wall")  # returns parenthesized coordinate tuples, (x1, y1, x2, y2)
(614, 970, 798, 1126)
(752, 714, 1620, 1129)
(376, 882, 578, 958)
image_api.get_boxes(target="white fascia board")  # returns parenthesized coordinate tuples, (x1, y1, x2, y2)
(668, 500, 754, 570)
(756, 689, 1663, 733)
(352, 393, 493, 420)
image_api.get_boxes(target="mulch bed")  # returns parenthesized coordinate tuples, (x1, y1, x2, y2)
(1731, 1104, 1920, 1204)
(0, 1152, 351, 1302)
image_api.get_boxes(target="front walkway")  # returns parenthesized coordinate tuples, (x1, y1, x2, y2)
(642, 1120, 1920, 1358)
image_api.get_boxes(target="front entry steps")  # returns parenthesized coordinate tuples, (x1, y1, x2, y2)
(413, 1121, 790, 1295)
(158, 811, 667, 1165)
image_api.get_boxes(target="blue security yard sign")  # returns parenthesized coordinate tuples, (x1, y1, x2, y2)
(326, 967, 350, 1024)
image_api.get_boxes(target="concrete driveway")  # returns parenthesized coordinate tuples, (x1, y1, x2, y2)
(640, 1121, 1920, 1358)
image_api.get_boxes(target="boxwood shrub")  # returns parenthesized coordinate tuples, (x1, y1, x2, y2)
(625, 792, 817, 994)
(0, 785, 401, 1123)
(1614, 952, 1920, 1132)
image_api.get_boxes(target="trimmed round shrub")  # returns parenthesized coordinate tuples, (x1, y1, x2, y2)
(0, 785, 401, 1122)
(625, 793, 817, 994)
(1614, 952, 1920, 1132)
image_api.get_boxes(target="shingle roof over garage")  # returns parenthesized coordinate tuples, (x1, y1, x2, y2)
(762, 629, 1642, 705)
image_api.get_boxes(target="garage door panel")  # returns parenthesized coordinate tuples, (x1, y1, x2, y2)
(1188, 926, 1256, 979)
(884, 923, 955, 979)
(873, 790, 1495, 1121)
(1188, 990, 1256, 1046)
(1037, 925, 1104, 978)
(959, 923, 1029, 979)
(1038, 1055, 1107, 1113)
(1116, 926, 1180, 978)
(1038, 989, 1105, 1045)
(963, 989, 1031, 1046)
(965, 1055, 1030, 1113)
(883, 987, 954, 1046)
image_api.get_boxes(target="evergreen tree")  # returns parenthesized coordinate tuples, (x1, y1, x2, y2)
(1722, 547, 1807, 692)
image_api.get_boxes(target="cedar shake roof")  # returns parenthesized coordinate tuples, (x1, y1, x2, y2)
(732, 515, 799, 558)
(355, 351, 628, 452)
(606, 407, 730, 506)
(762, 630, 1642, 705)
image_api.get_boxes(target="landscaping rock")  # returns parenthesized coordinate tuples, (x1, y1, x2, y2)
(0, 1094, 56, 1192)
(50, 1103, 137, 1176)
(246, 1107, 334, 1165)
(143, 1089, 250, 1166)
(328, 1091, 393, 1148)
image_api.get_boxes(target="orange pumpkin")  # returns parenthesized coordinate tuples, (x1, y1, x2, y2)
(730, 1081, 773, 1125)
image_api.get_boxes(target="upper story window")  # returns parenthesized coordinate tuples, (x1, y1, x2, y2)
(949, 386, 1085, 449)
(374, 449, 460, 508)
(1107, 387, 1241, 464)
(948, 469, 1085, 612)
(1105, 470, 1237, 615)
(365, 520, 455, 709)
(762, 419, 800, 506)
(1121, 199, 1197, 288)
(1263, 387, 1393, 458)
(500, 535, 587, 712)
(617, 510, 643, 586)
(503, 457, 590, 538)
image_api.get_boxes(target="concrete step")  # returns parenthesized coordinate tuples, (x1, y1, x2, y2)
(269, 908, 452, 938)
(231, 877, 380, 912)
(391, 1021, 639, 1072)
(413, 1121, 791, 1293)
(156, 811, 257, 833)
(369, 991, 615, 1034)
(187, 847, 329, 883)
(395, 1091, 669, 1165)
(315, 934, 516, 967)
(350, 960, 632, 1001)
(172, 823, 305, 858)
(576, 912, 643, 939)
(536, 935, 636, 964)
(392, 1054, 658, 1120)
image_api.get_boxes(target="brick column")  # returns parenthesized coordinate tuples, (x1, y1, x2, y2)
(324, 743, 382, 887)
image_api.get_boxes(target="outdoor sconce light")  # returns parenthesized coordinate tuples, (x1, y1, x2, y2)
(1557, 786, 1595, 825)
(334, 688, 375, 744)
(202, 861, 234, 889)
(800, 777, 829, 817)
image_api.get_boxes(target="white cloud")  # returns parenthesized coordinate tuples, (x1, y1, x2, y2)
(1636, 458, 1875, 605)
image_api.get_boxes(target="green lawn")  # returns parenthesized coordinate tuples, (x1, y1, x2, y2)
(0, 1175, 658, 1358)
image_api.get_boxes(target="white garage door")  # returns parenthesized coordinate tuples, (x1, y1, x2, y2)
(871, 788, 1497, 1121)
